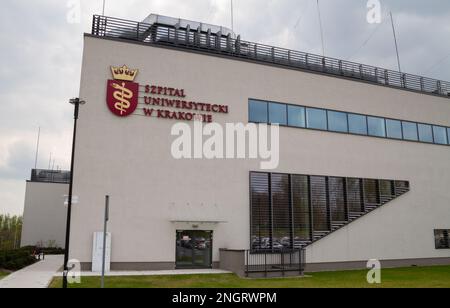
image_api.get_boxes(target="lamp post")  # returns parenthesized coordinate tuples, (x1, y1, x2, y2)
(63, 98, 85, 289)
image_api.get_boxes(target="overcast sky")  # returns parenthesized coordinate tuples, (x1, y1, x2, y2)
(1, 0, 449, 215)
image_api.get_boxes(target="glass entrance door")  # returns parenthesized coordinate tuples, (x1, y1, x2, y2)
(176, 230, 213, 269)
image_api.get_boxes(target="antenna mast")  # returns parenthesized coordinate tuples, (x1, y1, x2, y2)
(34, 127, 41, 169)
(316, 0, 325, 56)
(231, 0, 234, 32)
(390, 12, 402, 72)
(102, 0, 106, 16)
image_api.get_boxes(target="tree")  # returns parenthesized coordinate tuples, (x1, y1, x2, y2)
(0, 214, 23, 251)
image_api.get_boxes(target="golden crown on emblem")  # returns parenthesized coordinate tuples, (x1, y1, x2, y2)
(111, 65, 139, 81)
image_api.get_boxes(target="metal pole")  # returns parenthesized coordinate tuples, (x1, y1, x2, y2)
(34, 127, 40, 169)
(316, 0, 325, 56)
(62, 99, 80, 289)
(101, 196, 109, 289)
(231, 0, 234, 32)
(102, 0, 106, 16)
(390, 12, 402, 72)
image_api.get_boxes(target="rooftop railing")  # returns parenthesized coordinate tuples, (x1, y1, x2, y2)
(30, 169, 71, 184)
(91, 15, 450, 99)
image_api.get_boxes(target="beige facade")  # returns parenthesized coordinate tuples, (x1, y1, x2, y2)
(21, 182, 68, 248)
(69, 34, 450, 270)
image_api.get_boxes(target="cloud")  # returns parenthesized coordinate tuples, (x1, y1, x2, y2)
(0, 0, 449, 214)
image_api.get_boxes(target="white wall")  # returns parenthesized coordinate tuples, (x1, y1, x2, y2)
(69, 35, 450, 265)
(21, 182, 68, 248)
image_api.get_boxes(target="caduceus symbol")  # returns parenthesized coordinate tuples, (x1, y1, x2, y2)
(111, 82, 134, 115)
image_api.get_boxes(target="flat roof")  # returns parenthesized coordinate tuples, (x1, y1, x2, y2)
(91, 15, 450, 100)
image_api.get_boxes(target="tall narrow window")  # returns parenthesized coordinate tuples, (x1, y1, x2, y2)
(379, 180, 394, 203)
(249, 100, 268, 123)
(368, 117, 386, 137)
(329, 177, 346, 222)
(271, 174, 292, 250)
(364, 179, 379, 205)
(418, 124, 433, 143)
(310, 176, 329, 231)
(250, 173, 271, 251)
(292, 175, 311, 243)
(433, 126, 448, 145)
(347, 178, 363, 213)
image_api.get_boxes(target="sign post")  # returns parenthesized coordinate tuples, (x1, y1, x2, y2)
(101, 195, 110, 289)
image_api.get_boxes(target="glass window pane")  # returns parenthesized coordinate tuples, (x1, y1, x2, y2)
(306, 108, 327, 130)
(287, 105, 306, 128)
(418, 124, 433, 143)
(268, 103, 287, 125)
(328, 111, 348, 133)
(433, 126, 448, 145)
(386, 119, 402, 139)
(368, 117, 386, 137)
(348, 114, 367, 135)
(249, 100, 268, 123)
(448, 128, 450, 144)
(402, 122, 418, 141)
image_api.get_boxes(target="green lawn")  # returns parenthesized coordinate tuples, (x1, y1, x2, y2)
(49, 265, 450, 288)
(0, 270, 9, 280)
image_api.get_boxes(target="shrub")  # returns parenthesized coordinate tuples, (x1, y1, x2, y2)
(0, 248, 36, 271)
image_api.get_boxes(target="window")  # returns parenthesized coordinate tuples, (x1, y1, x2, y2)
(249, 100, 268, 123)
(364, 179, 379, 205)
(250, 173, 271, 251)
(434, 230, 450, 249)
(310, 176, 329, 231)
(271, 174, 291, 249)
(268, 103, 287, 125)
(386, 119, 403, 139)
(288, 105, 306, 128)
(418, 124, 433, 143)
(433, 126, 448, 145)
(347, 178, 363, 212)
(348, 114, 368, 135)
(328, 111, 348, 133)
(368, 117, 386, 137)
(402, 122, 418, 141)
(250, 172, 410, 252)
(329, 177, 346, 221)
(306, 108, 327, 130)
(448, 128, 450, 144)
(292, 175, 311, 242)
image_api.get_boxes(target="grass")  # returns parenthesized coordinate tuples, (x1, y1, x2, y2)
(0, 270, 10, 280)
(49, 265, 450, 288)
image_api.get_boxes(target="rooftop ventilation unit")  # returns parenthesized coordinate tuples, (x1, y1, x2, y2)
(142, 14, 236, 39)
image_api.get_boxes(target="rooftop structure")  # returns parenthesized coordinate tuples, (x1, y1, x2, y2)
(91, 15, 450, 99)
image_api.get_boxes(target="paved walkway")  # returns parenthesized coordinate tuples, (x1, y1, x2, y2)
(55, 268, 231, 277)
(0, 255, 63, 289)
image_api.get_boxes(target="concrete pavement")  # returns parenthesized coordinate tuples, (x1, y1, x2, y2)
(0, 255, 63, 288)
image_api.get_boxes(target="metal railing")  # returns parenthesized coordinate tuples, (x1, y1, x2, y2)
(246, 249, 305, 276)
(91, 15, 450, 99)
(30, 169, 71, 184)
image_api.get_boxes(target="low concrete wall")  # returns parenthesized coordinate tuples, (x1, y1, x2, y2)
(219, 249, 246, 277)
(305, 257, 450, 272)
